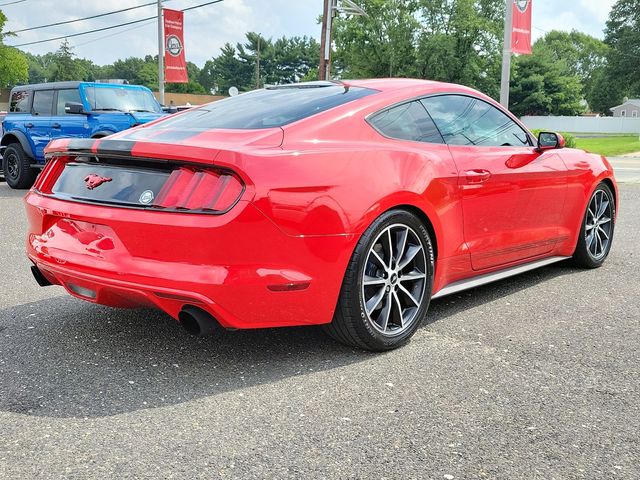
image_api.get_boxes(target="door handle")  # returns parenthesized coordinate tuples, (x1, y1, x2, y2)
(51, 123, 61, 129)
(25, 122, 34, 128)
(465, 169, 492, 184)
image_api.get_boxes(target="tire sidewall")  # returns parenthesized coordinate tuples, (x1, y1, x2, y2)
(349, 210, 435, 350)
(2, 143, 35, 189)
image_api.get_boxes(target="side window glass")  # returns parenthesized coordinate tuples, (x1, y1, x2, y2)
(369, 101, 444, 144)
(10, 90, 31, 113)
(56, 89, 83, 115)
(421, 95, 530, 147)
(32, 90, 54, 116)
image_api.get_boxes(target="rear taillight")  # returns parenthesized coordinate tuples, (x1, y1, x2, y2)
(34, 157, 66, 193)
(35, 156, 244, 215)
(153, 167, 244, 212)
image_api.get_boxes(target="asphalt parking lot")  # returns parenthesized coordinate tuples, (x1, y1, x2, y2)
(1, 180, 638, 479)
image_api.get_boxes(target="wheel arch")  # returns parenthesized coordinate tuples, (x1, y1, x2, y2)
(355, 195, 442, 262)
(91, 130, 115, 139)
(600, 177, 617, 208)
(392, 204, 439, 260)
(1, 131, 35, 159)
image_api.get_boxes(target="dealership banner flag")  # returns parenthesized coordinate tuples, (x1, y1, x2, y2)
(163, 8, 188, 83)
(511, 0, 532, 55)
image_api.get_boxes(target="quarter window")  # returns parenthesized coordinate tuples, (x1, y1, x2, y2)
(56, 89, 83, 115)
(32, 90, 54, 116)
(9, 90, 31, 113)
(421, 95, 530, 147)
(369, 101, 444, 144)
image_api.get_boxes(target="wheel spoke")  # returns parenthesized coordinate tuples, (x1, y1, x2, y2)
(598, 216, 611, 225)
(396, 227, 409, 267)
(586, 231, 596, 254)
(598, 226, 609, 240)
(392, 290, 404, 328)
(398, 245, 421, 271)
(596, 198, 609, 219)
(379, 293, 392, 332)
(399, 271, 426, 282)
(398, 284, 420, 307)
(386, 229, 394, 269)
(370, 249, 387, 270)
(363, 275, 386, 286)
(365, 287, 386, 315)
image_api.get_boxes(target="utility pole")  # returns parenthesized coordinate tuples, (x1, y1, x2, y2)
(157, 0, 165, 105)
(499, 0, 513, 108)
(319, 0, 333, 80)
(256, 37, 261, 89)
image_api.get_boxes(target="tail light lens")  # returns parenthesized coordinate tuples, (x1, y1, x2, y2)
(153, 167, 244, 212)
(34, 156, 245, 214)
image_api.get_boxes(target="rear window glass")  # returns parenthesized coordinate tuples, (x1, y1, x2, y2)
(155, 84, 377, 130)
(10, 90, 30, 113)
(32, 90, 54, 116)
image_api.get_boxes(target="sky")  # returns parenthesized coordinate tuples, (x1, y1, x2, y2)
(1, 0, 619, 67)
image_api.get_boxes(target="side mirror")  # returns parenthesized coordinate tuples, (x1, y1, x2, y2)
(536, 131, 565, 152)
(64, 102, 87, 115)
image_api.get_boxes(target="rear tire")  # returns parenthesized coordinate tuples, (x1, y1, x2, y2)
(323, 210, 435, 351)
(2, 143, 37, 189)
(572, 182, 615, 269)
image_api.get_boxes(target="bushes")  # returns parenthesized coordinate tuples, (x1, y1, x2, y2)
(530, 129, 577, 148)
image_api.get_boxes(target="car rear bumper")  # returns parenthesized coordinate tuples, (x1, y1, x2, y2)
(25, 192, 357, 329)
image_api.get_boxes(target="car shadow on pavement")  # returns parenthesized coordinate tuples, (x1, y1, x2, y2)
(0, 262, 583, 419)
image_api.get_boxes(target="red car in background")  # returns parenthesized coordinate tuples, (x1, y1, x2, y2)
(24, 79, 617, 351)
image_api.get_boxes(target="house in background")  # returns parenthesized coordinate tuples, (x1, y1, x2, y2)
(610, 97, 640, 117)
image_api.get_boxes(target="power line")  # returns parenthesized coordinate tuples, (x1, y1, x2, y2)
(0, 0, 26, 6)
(75, 19, 156, 48)
(8, 0, 224, 48)
(7, 1, 167, 35)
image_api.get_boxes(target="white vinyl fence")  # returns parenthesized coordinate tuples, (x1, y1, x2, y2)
(521, 116, 640, 134)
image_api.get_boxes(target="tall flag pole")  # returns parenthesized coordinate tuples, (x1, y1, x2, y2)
(500, 0, 533, 108)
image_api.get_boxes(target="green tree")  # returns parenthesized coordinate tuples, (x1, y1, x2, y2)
(417, 0, 504, 97)
(50, 39, 86, 81)
(510, 49, 584, 116)
(595, 0, 640, 113)
(0, 9, 28, 87)
(211, 42, 253, 93)
(332, 0, 421, 78)
(532, 30, 609, 113)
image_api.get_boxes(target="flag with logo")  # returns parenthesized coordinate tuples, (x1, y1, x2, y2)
(163, 8, 188, 83)
(511, 0, 532, 55)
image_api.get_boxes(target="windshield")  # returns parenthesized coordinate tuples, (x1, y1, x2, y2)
(84, 86, 162, 113)
(153, 84, 377, 130)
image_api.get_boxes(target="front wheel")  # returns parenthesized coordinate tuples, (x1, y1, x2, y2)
(572, 182, 616, 268)
(2, 143, 37, 189)
(324, 210, 435, 351)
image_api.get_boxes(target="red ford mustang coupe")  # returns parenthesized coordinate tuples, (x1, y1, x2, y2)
(25, 79, 617, 351)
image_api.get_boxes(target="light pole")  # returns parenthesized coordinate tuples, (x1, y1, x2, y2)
(319, 0, 366, 81)
(157, 0, 165, 105)
(500, 0, 513, 108)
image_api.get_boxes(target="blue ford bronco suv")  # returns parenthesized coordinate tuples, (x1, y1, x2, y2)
(1, 81, 165, 189)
